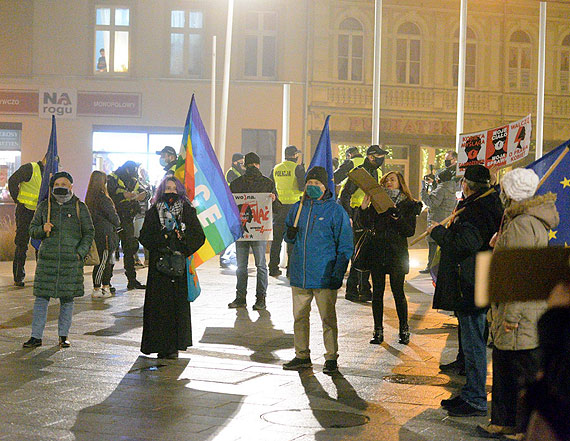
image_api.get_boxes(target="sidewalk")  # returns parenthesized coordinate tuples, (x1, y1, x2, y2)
(0, 249, 492, 441)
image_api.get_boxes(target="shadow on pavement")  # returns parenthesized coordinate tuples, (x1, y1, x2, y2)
(83, 306, 143, 337)
(199, 308, 293, 363)
(0, 346, 59, 395)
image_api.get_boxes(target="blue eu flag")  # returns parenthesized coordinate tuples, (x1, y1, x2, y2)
(526, 139, 570, 246)
(307, 115, 335, 198)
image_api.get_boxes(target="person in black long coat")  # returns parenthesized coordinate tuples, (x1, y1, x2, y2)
(354, 171, 422, 345)
(139, 176, 205, 359)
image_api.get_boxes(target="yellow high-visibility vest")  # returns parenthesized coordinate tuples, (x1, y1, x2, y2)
(17, 162, 42, 210)
(273, 160, 303, 204)
(338, 157, 381, 208)
(225, 166, 242, 184)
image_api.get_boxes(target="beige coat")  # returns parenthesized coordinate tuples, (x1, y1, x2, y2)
(489, 193, 559, 351)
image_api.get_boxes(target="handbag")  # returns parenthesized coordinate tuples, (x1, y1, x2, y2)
(156, 251, 186, 278)
(76, 201, 100, 266)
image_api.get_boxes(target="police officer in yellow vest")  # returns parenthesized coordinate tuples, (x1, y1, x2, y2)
(107, 161, 149, 290)
(156, 145, 178, 177)
(269, 145, 305, 277)
(225, 153, 245, 184)
(8, 158, 45, 286)
(339, 144, 387, 302)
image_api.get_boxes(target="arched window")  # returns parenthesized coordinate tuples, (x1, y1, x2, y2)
(396, 22, 421, 84)
(338, 18, 363, 81)
(508, 30, 532, 90)
(452, 27, 477, 87)
(560, 34, 570, 92)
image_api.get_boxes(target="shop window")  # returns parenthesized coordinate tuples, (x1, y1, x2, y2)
(244, 11, 277, 78)
(383, 144, 409, 184)
(0, 123, 22, 203)
(169, 10, 204, 76)
(452, 27, 477, 87)
(338, 18, 364, 81)
(508, 30, 532, 91)
(241, 129, 276, 176)
(94, 6, 130, 74)
(396, 22, 421, 85)
(560, 34, 570, 92)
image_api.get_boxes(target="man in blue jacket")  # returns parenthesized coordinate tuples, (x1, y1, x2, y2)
(282, 166, 353, 374)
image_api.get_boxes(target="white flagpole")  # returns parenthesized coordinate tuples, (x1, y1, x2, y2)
(210, 35, 217, 152)
(371, 0, 383, 145)
(282, 83, 290, 160)
(536, 2, 547, 159)
(219, 0, 234, 170)
(455, 0, 468, 153)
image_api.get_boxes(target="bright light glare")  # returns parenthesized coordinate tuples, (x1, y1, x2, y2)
(409, 258, 421, 268)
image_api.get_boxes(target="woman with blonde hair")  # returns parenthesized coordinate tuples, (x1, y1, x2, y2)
(85, 170, 121, 298)
(355, 171, 422, 345)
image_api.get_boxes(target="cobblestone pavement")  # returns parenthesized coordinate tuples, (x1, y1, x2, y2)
(0, 250, 492, 440)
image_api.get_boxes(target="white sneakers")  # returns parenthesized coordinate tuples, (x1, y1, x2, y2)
(92, 287, 112, 299)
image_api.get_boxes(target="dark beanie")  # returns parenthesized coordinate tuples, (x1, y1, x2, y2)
(244, 152, 260, 166)
(464, 164, 490, 183)
(284, 145, 299, 158)
(232, 153, 244, 163)
(306, 166, 329, 190)
(50, 171, 73, 187)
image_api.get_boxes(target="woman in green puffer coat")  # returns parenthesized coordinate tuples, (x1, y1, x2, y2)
(23, 171, 95, 349)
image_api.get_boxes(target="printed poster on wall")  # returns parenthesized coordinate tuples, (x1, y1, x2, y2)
(233, 193, 273, 241)
(457, 114, 532, 175)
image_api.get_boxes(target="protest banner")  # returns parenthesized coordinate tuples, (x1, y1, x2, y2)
(457, 114, 531, 175)
(233, 193, 273, 241)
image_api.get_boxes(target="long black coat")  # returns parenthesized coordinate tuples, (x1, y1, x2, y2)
(139, 201, 205, 355)
(88, 191, 120, 254)
(354, 198, 422, 274)
(430, 189, 503, 313)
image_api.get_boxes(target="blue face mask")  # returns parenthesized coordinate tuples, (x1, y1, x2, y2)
(306, 185, 324, 200)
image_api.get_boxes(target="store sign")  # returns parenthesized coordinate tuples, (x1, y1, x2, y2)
(0, 90, 38, 115)
(0, 129, 21, 151)
(39, 88, 77, 119)
(77, 92, 141, 117)
(349, 117, 455, 136)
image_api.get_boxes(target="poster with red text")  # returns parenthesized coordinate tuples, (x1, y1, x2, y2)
(457, 114, 532, 175)
(233, 193, 273, 241)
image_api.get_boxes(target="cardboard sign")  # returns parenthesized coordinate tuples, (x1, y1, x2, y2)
(233, 193, 273, 241)
(457, 114, 532, 175)
(348, 168, 395, 213)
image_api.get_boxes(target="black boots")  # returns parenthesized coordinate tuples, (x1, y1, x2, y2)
(370, 328, 383, 344)
(399, 325, 410, 345)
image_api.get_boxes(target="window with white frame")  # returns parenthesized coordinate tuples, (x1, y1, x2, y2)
(94, 6, 130, 73)
(244, 11, 277, 78)
(338, 18, 364, 81)
(508, 30, 532, 91)
(453, 27, 477, 87)
(170, 10, 204, 76)
(396, 22, 421, 85)
(560, 34, 570, 92)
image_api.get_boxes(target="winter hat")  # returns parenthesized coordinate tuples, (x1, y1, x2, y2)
(232, 153, 244, 163)
(501, 168, 539, 201)
(306, 166, 329, 190)
(464, 164, 490, 184)
(244, 152, 260, 166)
(50, 171, 73, 187)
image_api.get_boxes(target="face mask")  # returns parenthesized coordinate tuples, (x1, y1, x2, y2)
(444, 159, 452, 167)
(52, 186, 72, 203)
(159, 157, 168, 167)
(371, 156, 385, 168)
(306, 185, 324, 200)
(162, 192, 179, 205)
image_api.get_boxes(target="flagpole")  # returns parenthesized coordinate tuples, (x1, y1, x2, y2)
(282, 83, 290, 160)
(371, 0, 383, 145)
(536, 2, 547, 160)
(219, 0, 234, 170)
(455, 0, 468, 153)
(210, 35, 217, 151)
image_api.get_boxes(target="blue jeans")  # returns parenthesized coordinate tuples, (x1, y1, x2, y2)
(31, 296, 75, 339)
(235, 241, 268, 302)
(457, 310, 488, 411)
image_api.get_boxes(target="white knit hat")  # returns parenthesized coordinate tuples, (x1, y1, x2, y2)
(501, 168, 539, 201)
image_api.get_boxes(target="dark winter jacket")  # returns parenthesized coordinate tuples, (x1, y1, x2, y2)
(230, 166, 280, 210)
(430, 189, 503, 313)
(29, 195, 95, 298)
(354, 198, 422, 274)
(284, 192, 353, 289)
(87, 191, 121, 253)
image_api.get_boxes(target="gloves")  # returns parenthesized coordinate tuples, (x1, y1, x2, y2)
(386, 207, 400, 218)
(329, 278, 343, 290)
(286, 226, 298, 240)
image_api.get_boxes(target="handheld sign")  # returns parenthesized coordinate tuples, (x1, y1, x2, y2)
(348, 168, 395, 213)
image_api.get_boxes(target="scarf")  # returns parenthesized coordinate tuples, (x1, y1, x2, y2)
(157, 200, 183, 230)
(385, 188, 406, 206)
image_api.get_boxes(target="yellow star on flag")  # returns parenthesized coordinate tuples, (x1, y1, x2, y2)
(548, 230, 557, 240)
(565, 242, 570, 248)
(561, 177, 570, 188)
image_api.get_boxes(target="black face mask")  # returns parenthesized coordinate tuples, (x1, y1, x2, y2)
(162, 193, 179, 205)
(444, 159, 453, 167)
(370, 156, 385, 168)
(53, 187, 70, 196)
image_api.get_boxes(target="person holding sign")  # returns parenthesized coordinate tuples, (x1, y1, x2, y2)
(355, 171, 422, 345)
(282, 167, 353, 374)
(229, 152, 278, 311)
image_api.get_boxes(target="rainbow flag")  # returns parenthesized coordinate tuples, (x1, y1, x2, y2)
(175, 94, 242, 271)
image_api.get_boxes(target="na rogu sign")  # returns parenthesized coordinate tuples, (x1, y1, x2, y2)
(39, 88, 77, 119)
